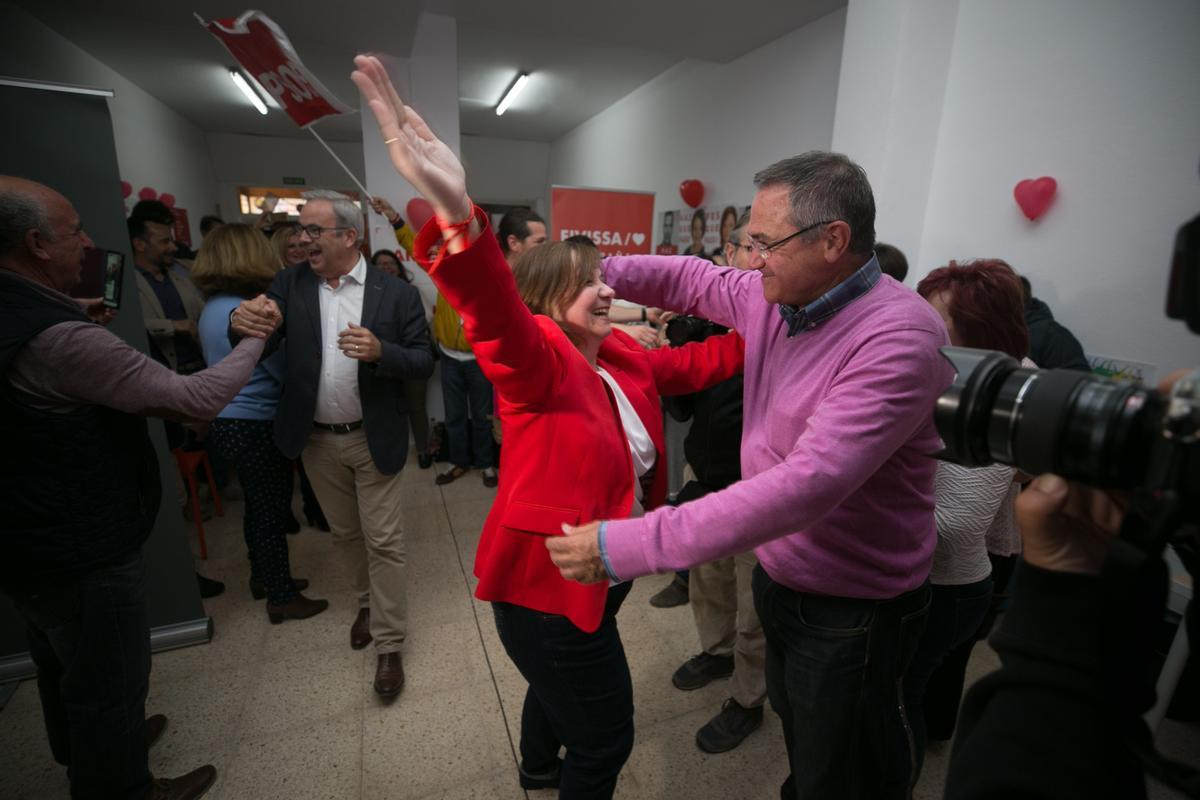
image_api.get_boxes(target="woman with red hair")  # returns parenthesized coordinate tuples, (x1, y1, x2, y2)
(905, 259, 1033, 783)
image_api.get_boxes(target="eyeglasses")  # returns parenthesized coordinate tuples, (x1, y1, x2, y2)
(752, 219, 836, 259)
(728, 241, 757, 254)
(298, 224, 350, 239)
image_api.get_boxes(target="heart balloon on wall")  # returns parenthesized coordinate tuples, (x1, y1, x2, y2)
(120, 181, 132, 199)
(405, 197, 435, 230)
(159, 193, 177, 209)
(1013, 177, 1057, 221)
(679, 179, 705, 209)
(138, 187, 158, 201)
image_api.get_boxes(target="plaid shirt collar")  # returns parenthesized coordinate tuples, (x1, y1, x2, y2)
(778, 254, 881, 337)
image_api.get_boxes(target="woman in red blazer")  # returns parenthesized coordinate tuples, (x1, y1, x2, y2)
(353, 57, 744, 798)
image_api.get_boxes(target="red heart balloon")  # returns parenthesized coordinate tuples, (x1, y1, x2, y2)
(405, 197, 435, 230)
(120, 180, 132, 199)
(1013, 177, 1057, 221)
(138, 187, 157, 201)
(679, 179, 705, 209)
(159, 193, 176, 209)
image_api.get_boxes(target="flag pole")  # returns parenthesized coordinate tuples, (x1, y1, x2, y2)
(307, 124, 372, 202)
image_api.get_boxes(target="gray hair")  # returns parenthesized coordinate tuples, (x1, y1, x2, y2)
(302, 189, 363, 239)
(753, 152, 875, 255)
(0, 186, 51, 257)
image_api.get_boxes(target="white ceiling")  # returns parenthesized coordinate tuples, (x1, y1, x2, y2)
(13, 0, 845, 143)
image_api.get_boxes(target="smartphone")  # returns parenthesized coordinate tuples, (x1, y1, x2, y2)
(102, 251, 124, 309)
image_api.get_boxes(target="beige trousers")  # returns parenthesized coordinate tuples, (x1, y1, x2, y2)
(689, 547, 767, 709)
(302, 429, 407, 654)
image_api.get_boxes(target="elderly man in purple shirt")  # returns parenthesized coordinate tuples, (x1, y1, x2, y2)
(548, 152, 951, 799)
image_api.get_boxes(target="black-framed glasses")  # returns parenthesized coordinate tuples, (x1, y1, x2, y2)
(752, 219, 836, 260)
(298, 224, 350, 239)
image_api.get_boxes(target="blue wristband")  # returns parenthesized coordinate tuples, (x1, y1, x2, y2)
(597, 521, 622, 583)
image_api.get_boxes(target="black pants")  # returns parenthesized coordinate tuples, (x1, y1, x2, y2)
(10, 552, 152, 799)
(492, 583, 634, 800)
(208, 418, 297, 604)
(753, 566, 930, 800)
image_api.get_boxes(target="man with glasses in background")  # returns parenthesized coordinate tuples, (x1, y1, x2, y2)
(548, 153, 952, 798)
(231, 189, 434, 699)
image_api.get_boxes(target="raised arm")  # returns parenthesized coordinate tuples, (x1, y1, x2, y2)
(352, 54, 562, 407)
(603, 254, 756, 332)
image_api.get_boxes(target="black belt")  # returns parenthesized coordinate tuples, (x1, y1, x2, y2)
(313, 420, 363, 434)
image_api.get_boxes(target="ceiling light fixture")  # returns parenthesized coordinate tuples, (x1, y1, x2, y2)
(495, 72, 529, 116)
(229, 68, 268, 115)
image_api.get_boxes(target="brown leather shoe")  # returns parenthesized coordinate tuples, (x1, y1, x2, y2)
(350, 607, 372, 649)
(373, 652, 405, 698)
(145, 714, 167, 749)
(149, 764, 216, 799)
(266, 594, 329, 624)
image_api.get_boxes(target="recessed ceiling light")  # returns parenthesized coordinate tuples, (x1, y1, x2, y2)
(496, 73, 529, 116)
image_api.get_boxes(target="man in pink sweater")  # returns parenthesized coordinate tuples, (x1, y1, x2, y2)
(549, 153, 951, 798)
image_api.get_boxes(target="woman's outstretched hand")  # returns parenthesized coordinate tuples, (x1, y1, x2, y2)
(351, 55, 471, 223)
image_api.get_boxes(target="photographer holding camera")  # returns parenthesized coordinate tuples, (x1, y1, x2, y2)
(942, 210, 1200, 799)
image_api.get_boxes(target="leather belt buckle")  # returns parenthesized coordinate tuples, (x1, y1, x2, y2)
(315, 420, 363, 434)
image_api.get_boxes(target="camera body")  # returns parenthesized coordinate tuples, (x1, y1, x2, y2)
(665, 315, 727, 348)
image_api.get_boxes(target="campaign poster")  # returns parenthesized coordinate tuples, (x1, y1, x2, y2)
(657, 204, 749, 263)
(551, 186, 655, 257)
(171, 207, 192, 247)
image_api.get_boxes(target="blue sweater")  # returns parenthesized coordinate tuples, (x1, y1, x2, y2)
(198, 294, 284, 420)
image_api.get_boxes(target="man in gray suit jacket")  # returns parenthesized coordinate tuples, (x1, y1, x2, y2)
(232, 189, 433, 699)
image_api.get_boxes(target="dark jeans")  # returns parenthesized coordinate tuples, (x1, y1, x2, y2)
(902, 577, 993, 782)
(752, 566, 930, 800)
(492, 583, 634, 800)
(440, 356, 493, 469)
(208, 418, 297, 604)
(923, 553, 1018, 742)
(9, 552, 152, 800)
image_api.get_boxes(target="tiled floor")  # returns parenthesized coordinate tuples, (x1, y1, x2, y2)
(2, 459, 1197, 799)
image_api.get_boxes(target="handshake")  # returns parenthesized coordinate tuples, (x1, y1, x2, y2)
(230, 294, 383, 362)
(230, 295, 282, 339)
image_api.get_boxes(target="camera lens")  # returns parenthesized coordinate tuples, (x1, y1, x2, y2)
(936, 346, 1164, 488)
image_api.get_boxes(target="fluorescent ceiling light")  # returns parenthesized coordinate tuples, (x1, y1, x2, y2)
(230, 68, 267, 115)
(495, 73, 529, 116)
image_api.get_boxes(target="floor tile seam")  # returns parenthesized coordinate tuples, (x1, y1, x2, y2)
(437, 483, 528, 798)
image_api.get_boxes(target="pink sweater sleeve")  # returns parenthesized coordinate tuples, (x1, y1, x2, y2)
(11, 321, 265, 422)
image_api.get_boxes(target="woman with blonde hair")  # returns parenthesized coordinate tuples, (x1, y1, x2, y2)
(193, 224, 328, 623)
(270, 223, 307, 268)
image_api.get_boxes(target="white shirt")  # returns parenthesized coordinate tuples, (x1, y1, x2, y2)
(314, 254, 367, 424)
(595, 366, 656, 516)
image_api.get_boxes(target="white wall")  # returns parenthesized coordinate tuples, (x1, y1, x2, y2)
(912, 0, 1199, 374)
(0, 3, 218, 243)
(462, 135, 550, 212)
(205, 132, 365, 224)
(548, 10, 847, 239)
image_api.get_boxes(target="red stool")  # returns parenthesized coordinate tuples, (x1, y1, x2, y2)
(172, 448, 224, 559)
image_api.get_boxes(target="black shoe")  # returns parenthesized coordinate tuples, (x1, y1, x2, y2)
(249, 577, 310, 600)
(696, 698, 764, 753)
(283, 512, 301, 535)
(518, 758, 562, 790)
(672, 652, 735, 690)
(417, 452, 433, 470)
(649, 575, 689, 608)
(196, 573, 224, 599)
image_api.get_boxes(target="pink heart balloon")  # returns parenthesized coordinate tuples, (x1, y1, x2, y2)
(1013, 177, 1057, 221)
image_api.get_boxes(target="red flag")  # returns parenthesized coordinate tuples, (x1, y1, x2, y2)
(197, 10, 351, 128)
